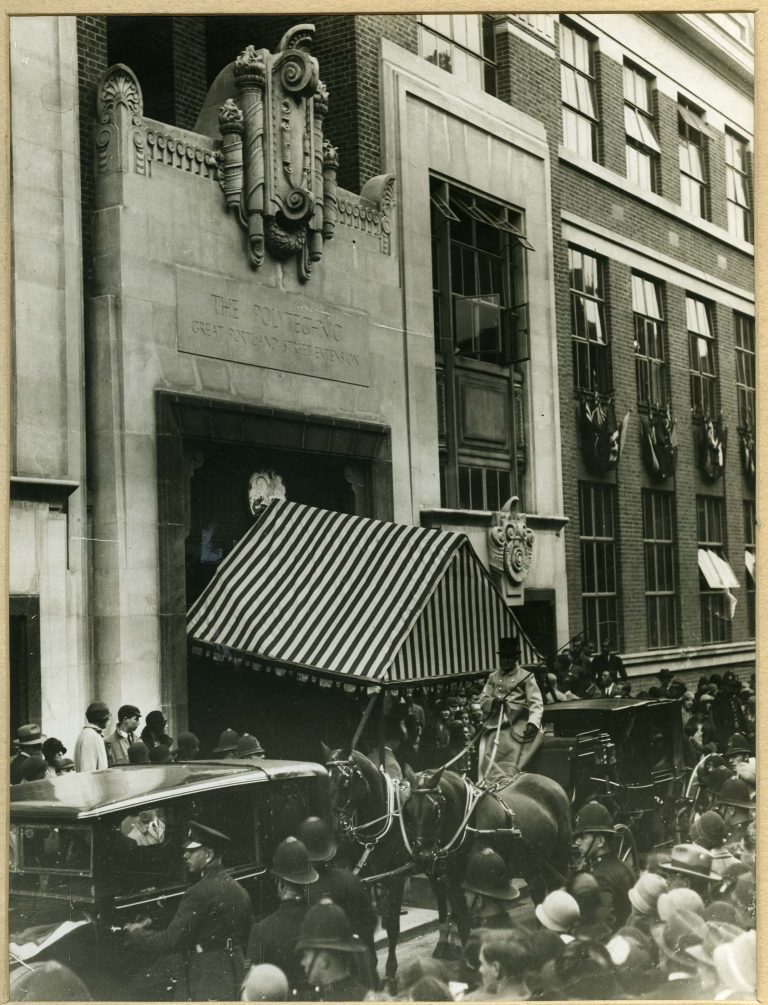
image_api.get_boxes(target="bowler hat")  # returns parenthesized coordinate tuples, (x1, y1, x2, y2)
(497, 636, 520, 660)
(182, 821, 231, 853)
(297, 816, 337, 864)
(686, 920, 742, 965)
(659, 844, 719, 882)
(627, 871, 668, 915)
(296, 897, 367, 954)
(236, 733, 265, 757)
(651, 909, 705, 967)
(271, 836, 318, 885)
(462, 847, 522, 902)
(712, 930, 756, 995)
(17, 724, 46, 747)
(535, 890, 580, 933)
(572, 801, 616, 835)
(213, 727, 240, 754)
(656, 887, 704, 921)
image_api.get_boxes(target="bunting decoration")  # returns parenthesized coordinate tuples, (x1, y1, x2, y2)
(696, 414, 727, 481)
(738, 419, 756, 485)
(580, 391, 631, 474)
(640, 405, 678, 481)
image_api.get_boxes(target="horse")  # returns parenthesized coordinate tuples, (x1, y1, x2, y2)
(322, 745, 416, 989)
(401, 764, 572, 943)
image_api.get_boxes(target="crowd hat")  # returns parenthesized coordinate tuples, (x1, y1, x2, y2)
(497, 636, 520, 660)
(145, 710, 167, 731)
(657, 887, 705, 921)
(657, 668, 673, 681)
(717, 777, 755, 810)
(128, 741, 150, 764)
(117, 704, 141, 723)
(41, 737, 66, 760)
(297, 816, 337, 863)
(651, 909, 706, 967)
(732, 874, 755, 926)
(21, 755, 48, 782)
(659, 844, 720, 882)
(182, 821, 232, 854)
(725, 733, 750, 756)
(461, 847, 522, 902)
(702, 765, 734, 791)
(567, 873, 602, 913)
(213, 728, 240, 754)
(58, 757, 76, 773)
(240, 964, 289, 1002)
(296, 896, 367, 954)
(535, 890, 580, 933)
(572, 801, 616, 835)
(605, 933, 654, 995)
(690, 810, 728, 848)
(705, 900, 749, 929)
(271, 836, 318, 885)
(628, 871, 668, 915)
(236, 733, 265, 757)
(540, 939, 617, 1000)
(17, 723, 46, 746)
(86, 701, 110, 724)
(712, 930, 756, 995)
(686, 920, 742, 966)
(149, 744, 172, 764)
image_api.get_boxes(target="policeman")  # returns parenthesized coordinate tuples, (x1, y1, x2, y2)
(246, 836, 318, 996)
(297, 816, 378, 986)
(572, 801, 635, 928)
(461, 846, 526, 929)
(125, 821, 252, 1001)
(296, 897, 370, 1001)
(478, 637, 544, 780)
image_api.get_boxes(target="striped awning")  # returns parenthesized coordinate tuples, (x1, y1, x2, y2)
(187, 500, 539, 685)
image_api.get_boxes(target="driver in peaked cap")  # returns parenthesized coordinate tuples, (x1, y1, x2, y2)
(126, 821, 252, 1000)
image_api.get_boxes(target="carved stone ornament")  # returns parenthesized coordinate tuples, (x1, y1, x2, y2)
(488, 496, 534, 585)
(248, 470, 287, 516)
(95, 63, 147, 177)
(217, 25, 338, 282)
(696, 414, 727, 481)
(738, 421, 756, 485)
(580, 391, 631, 475)
(640, 405, 678, 481)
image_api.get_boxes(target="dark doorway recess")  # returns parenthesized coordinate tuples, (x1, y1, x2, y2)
(9, 596, 42, 738)
(514, 588, 557, 663)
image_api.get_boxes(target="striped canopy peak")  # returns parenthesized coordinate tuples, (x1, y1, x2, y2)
(187, 500, 538, 684)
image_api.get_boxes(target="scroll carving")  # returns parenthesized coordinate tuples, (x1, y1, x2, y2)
(95, 64, 146, 176)
(488, 497, 534, 586)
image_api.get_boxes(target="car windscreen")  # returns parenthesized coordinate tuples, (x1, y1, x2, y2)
(10, 824, 95, 902)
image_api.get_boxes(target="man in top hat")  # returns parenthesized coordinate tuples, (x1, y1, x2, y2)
(478, 636, 544, 780)
(106, 704, 141, 766)
(10, 724, 46, 785)
(659, 843, 721, 900)
(572, 800, 635, 927)
(125, 821, 252, 1001)
(297, 816, 378, 986)
(247, 837, 318, 996)
(296, 897, 370, 1001)
(74, 702, 111, 772)
(656, 667, 673, 695)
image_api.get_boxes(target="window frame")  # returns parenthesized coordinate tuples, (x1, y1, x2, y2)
(632, 273, 666, 411)
(560, 18, 599, 162)
(569, 246, 610, 396)
(697, 495, 730, 644)
(418, 13, 498, 96)
(678, 100, 708, 219)
(725, 130, 751, 242)
(743, 499, 755, 639)
(623, 62, 660, 192)
(687, 295, 717, 418)
(579, 482, 620, 651)
(734, 312, 755, 431)
(642, 490, 678, 649)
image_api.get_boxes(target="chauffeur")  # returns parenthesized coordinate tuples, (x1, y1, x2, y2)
(478, 636, 544, 780)
(125, 821, 252, 1000)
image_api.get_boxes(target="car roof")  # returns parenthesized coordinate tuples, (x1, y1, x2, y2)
(10, 760, 327, 821)
(544, 697, 666, 713)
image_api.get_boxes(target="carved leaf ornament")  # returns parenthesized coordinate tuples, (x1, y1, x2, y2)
(217, 25, 339, 282)
(488, 496, 534, 585)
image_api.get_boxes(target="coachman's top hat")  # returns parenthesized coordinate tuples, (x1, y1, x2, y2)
(497, 636, 520, 661)
(296, 897, 367, 954)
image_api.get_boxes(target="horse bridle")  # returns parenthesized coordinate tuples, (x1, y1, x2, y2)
(328, 758, 362, 835)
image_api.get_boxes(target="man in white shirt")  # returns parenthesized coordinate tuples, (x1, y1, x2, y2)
(73, 702, 111, 772)
(106, 704, 141, 766)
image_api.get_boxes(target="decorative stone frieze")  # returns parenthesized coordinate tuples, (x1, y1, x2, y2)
(146, 128, 219, 179)
(335, 174, 396, 254)
(488, 496, 535, 587)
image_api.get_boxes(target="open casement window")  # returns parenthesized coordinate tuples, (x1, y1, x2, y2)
(430, 177, 530, 510)
(725, 130, 751, 242)
(632, 273, 667, 411)
(560, 18, 599, 162)
(624, 62, 660, 192)
(678, 100, 708, 219)
(734, 313, 755, 431)
(569, 246, 611, 396)
(687, 296, 717, 418)
(418, 13, 498, 96)
(697, 495, 732, 644)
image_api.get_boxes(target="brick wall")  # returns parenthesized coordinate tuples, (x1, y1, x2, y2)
(76, 15, 108, 287)
(172, 17, 207, 131)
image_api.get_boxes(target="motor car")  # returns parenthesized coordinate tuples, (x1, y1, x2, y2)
(10, 759, 329, 1000)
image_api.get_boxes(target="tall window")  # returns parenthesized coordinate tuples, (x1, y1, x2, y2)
(418, 14, 497, 95)
(643, 491, 677, 648)
(697, 496, 730, 644)
(570, 247, 609, 395)
(633, 274, 666, 409)
(687, 296, 717, 417)
(734, 313, 755, 430)
(678, 100, 708, 218)
(560, 19, 598, 161)
(624, 63, 660, 191)
(580, 483, 619, 650)
(430, 177, 529, 511)
(725, 131, 751, 242)
(743, 500, 755, 639)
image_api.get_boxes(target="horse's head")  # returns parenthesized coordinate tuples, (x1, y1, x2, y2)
(322, 744, 372, 835)
(402, 765, 448, 863)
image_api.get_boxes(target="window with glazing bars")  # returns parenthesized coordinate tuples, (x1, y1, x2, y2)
(633, 274, 666, 409)
(418, 14, 497, 96)
(687, 296, 717, 417)
(725, 131, 751, 242)
(743, 499, 755, 639)
(624, 63, 660, 191)
(642, 491, 677, 648)
(579, 483, 619, 650)
(697, 495, 730, 644)
(570, 247, 609, 394)
(734, 313, 755, 430)
(679, 101, 708, 218)
(560, 19, 598, 161)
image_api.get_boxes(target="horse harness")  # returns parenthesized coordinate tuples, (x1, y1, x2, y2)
(328, 758, 401, 877)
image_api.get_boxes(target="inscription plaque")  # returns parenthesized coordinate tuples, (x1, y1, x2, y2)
(176, 266, 370, 386)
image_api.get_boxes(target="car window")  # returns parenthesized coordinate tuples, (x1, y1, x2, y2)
(265, 777, 328, 858)
(10, 824, 95, 902)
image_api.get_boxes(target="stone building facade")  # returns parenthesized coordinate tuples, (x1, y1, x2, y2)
(8, 13, 754, 748)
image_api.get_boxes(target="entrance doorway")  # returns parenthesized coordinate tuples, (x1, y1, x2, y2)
(9, 595, 41, 740)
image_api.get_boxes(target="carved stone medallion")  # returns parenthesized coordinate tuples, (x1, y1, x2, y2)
(488, 496, 534, 586)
